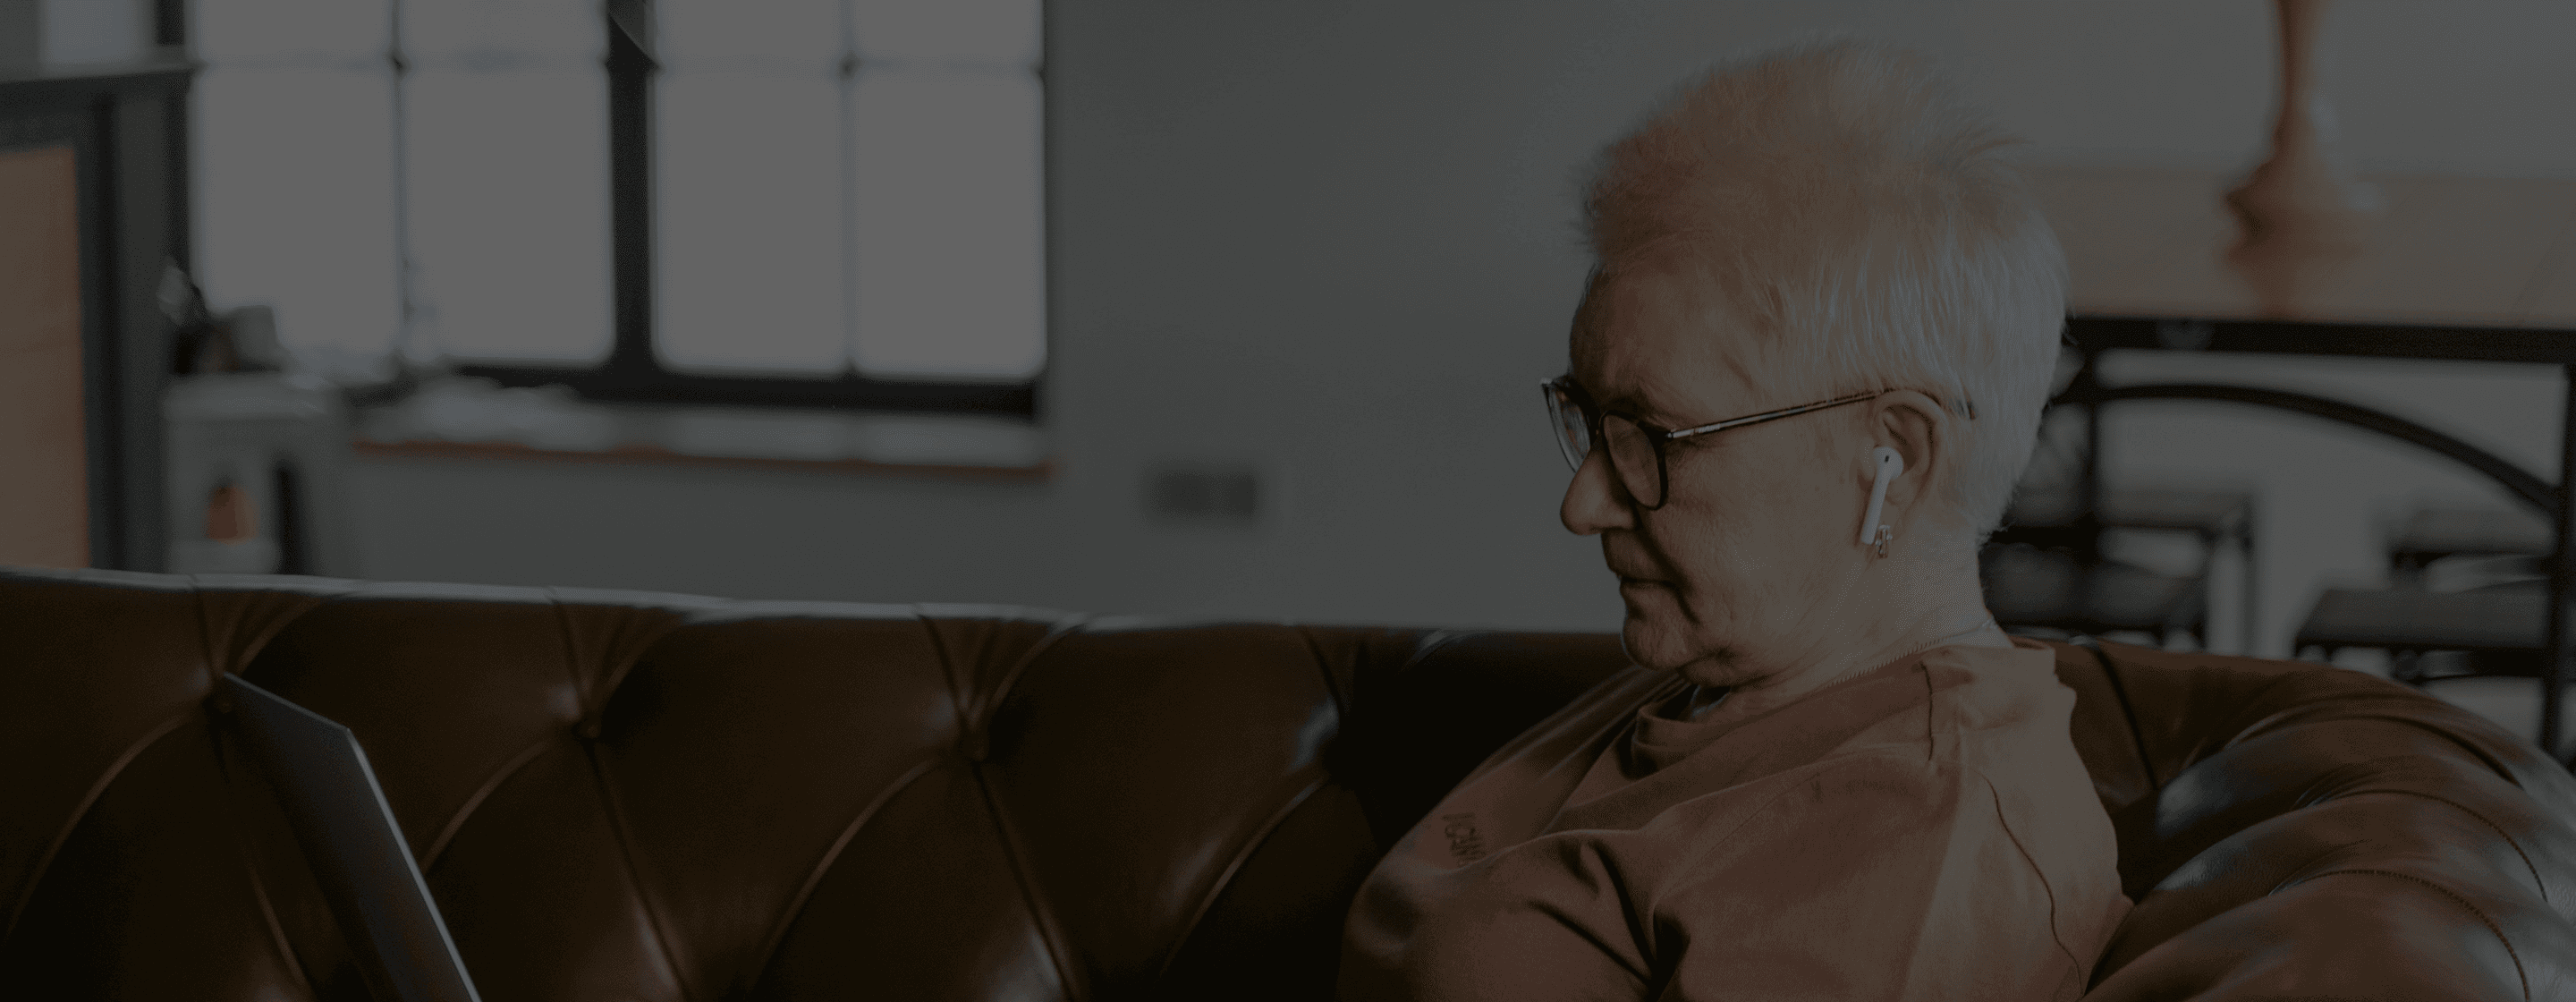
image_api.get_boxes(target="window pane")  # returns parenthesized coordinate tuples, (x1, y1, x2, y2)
(848, 69, 1046, 380)
(657, 0, 840, 68)
(654, 0, 846, 374)
(404, 72, 614, 363)
(197, 0, 386, 64)
(852, 0, 1039, 68)
(402, 0, 611, 364)
(195, 67, 402, 358)
(401, 0, 597, 60)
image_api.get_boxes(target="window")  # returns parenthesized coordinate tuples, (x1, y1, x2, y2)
(195, 0, 1046, 420)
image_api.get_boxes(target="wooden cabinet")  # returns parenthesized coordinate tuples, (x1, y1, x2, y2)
(0, 58, 192, 570)
(0, 145, 87, 567)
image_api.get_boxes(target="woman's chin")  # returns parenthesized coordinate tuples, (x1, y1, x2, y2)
(1619, 615, 1697, 672)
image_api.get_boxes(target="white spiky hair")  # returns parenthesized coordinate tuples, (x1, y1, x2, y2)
(1581, 38, 2065, 539)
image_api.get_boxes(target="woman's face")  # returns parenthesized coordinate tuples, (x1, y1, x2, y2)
(1560, 268, 1883, 687)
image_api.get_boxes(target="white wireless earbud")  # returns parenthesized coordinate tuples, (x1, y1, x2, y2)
(1857, 446, 1902, 548)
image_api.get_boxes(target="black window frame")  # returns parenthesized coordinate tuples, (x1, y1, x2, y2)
(447, 0, 1046, 420)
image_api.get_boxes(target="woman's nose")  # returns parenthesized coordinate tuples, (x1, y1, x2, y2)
(1560, 450, 1633, 536)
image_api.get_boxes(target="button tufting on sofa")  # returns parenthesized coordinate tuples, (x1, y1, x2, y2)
(4, 565, 2573, 1000)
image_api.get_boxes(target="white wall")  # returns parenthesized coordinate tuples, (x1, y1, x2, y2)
(346, 2, 2576, 657)
(38, 0, 155, 66)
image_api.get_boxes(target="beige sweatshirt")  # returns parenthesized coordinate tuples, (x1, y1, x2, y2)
(1338, 637, 2130, 1002)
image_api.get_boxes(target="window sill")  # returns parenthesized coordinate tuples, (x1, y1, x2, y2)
(0, 52, 196, 87)
(348, 438, 1054, 480)
(350, 377, 1051, 480)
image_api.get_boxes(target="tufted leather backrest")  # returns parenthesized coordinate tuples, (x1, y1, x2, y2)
(5, 565, 2575, 1001)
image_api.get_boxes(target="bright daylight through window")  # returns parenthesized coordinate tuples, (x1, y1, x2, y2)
(194, 0, 1047, 400)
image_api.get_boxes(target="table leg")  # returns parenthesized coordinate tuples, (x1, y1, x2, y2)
(2077, 350, 2104, 565)
(2547, 365, 2574, 762)
(2241, 515, 2260, 656)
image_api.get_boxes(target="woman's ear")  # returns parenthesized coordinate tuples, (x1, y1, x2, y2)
(1868, 391, 1948, 516)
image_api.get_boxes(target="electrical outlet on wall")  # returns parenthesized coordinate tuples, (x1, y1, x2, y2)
(1145, 460, 1264, 523)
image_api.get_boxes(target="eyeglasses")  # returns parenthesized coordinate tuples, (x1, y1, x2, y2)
(1541, 377, 1885, 510)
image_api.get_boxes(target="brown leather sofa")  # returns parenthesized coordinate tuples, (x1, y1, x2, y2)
(5, 565, 2575, 1000)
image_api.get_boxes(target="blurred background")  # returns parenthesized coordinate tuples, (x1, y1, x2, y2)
(4, 1, 2573, 749)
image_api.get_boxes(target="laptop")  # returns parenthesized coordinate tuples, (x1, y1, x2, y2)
(219, 675, 483, 1002)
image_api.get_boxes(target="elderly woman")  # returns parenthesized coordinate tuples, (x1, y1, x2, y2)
(1338, 42, 2128, 1001)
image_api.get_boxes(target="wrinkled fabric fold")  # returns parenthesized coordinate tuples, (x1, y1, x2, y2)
(1338, 638, 2130, 1002)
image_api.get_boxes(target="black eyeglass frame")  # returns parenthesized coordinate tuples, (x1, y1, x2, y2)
(1541, 377, 1889, 511)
